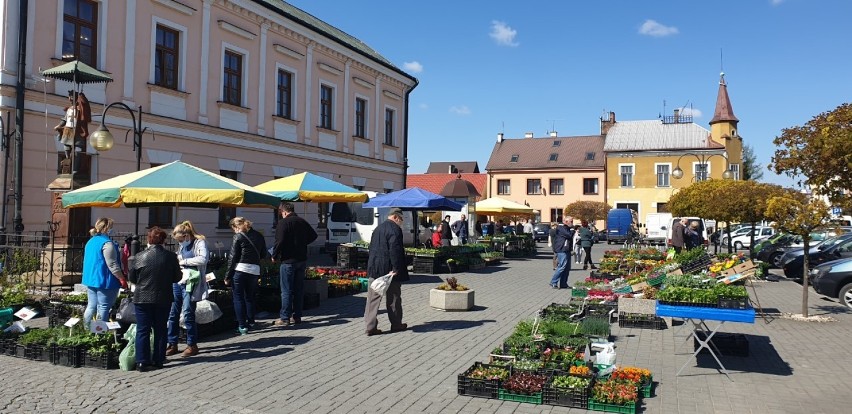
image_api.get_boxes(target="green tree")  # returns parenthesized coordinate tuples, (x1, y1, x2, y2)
(563, 201, 611, 224)
(742, 144, 764, 181)
(765, 195, 828, 317)
(770, 102, 852, 203)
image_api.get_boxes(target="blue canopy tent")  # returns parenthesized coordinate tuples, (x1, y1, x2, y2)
(363, 188, 463, 245)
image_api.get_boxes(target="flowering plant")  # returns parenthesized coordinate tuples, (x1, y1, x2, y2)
(592, 378, 639, 405)
(610, 366, 651, 385)
(502, 372, 549, 395)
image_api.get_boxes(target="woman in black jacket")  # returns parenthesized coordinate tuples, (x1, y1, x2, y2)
(225, 217, 268, 335)
(129, 227, 181, 372)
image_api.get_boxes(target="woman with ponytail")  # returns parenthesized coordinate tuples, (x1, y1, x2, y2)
(165, 221, 209, 358)
(82, 217, 127, 327)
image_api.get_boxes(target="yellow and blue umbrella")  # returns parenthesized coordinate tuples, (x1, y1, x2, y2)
(254, 172, 367, 202)
(61, 161, 280, 209)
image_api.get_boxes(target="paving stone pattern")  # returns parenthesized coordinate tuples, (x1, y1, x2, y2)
(1, 246, 849, 413)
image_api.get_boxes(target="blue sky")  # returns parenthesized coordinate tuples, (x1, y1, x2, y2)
(286, 0, 852, 187)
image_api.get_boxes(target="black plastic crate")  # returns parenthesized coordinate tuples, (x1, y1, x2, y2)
(14, 344, 27, 359)
(46, 303, 85, 328)
(82, 349, 119, 370)
(457, 362, 510, 399)
(543, 380, 593, 408)
(51, 345, 83, 368)
(718, 298, 749, 310)
(618, 313, 666, 330)
(694, 331, 749, 357)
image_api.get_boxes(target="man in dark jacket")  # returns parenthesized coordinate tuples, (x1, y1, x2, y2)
(670, 218, 687, 254)
(440, 215, 453, 247)
(272, 202, 318, 327)
(549, 216, 575, 289)
(363, 208, 408, 336)
(452, 214, 469, 245)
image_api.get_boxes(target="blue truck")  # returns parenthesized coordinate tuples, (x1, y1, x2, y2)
(606, 208, 639, 244)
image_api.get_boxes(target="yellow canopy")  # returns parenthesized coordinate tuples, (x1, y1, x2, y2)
(474, 197, 535, 215)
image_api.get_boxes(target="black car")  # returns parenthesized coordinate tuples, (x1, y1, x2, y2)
(811, 257, 852, 309)
(533, 223, 551, 242)
(755, 234, 801, 267)
(781, 234, 852, 280)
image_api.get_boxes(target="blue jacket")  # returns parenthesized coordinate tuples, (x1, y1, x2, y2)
(82, 234, 121, 290)
(552, 225, 574, 253)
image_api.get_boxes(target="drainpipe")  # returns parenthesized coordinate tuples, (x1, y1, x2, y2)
(13, 0, 29, 235)
(402, 77, 419, 188)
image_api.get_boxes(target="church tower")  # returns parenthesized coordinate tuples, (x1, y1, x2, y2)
(708, 73, 743, 178)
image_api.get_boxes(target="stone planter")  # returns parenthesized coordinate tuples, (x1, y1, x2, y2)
(429, 288, 475, 311)
(617, 297, 656, 315)
(304, 278, 328, 302)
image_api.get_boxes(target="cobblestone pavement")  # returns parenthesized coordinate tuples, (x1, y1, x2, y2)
(1, 244, 850, 413)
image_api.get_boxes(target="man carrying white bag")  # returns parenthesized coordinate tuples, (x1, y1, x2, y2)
(363, 208, 409, 336)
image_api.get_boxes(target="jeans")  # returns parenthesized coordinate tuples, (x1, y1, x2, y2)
(134, 303, 170, 365)
(167, 283, 197, 345)
(280, 261, 306, 320)
(549, 252, 572, 288)
(83, 287, 120, 327)
(232, 271, 258, 329)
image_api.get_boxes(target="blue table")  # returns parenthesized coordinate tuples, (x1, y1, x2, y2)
(656, 303, 755, 380)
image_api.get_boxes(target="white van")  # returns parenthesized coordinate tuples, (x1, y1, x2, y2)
(645, 213, 673, 245)
(667, 216, 709, 248)
(326, 191, 431, 254)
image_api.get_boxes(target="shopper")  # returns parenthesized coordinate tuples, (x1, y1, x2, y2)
(364, 208, 408, 336)
(166, 221, 209, 358)
(549, 216, 574, 289)
(440, 215, 453, 247)
(685, 221, 704, 250)
(432, 223, 444, 247)
(573, 224, 583, 265)
(671, 218, 687, 254)
(130, 227, 181, 372)
(82, 217, 127, 328)
(452, 214, 469, 245)
(272, 202, 318, 327)
(225, 217, 268, 335)
(579, 220, 597, 270)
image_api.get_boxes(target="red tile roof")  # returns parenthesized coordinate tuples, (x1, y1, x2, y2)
(406, 173, 488, 198)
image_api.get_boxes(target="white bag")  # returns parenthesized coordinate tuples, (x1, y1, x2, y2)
(369, 272, 394, 296)
(180, 299, 222, 327)
(595, 343, 617, 366)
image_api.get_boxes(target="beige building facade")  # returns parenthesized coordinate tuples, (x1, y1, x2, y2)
(0, 0, 416, 249)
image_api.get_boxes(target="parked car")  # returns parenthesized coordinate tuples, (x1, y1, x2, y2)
(727, 227, 776, 250)
(710, 223, 749, 245)
(596, 229, 608, 242)
(755, 233, 802, 267)
(781, 233, 852, 280)
(811, 257, 852, 309)
(533, 223, 551, 242)
(720, 226, 770, 247)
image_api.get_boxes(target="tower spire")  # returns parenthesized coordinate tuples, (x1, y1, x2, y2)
(709, 72, 739, 125)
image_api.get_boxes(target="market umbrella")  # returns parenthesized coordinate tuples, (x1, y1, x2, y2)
(363, 187, 462, 211)
(440, 175, 481, 198)
(474, 197, 535, 215)
(61, 161, 280, 209)
(41, 60, 113, 84)
(253, 172, 367, 202)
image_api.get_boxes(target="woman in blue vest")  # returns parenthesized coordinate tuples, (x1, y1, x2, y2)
(82, 217, 127, 327)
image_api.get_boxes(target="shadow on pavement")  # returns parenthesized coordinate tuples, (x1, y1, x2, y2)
(173, 336, 312, 363)
(406, 274, 445, 285)
(810, 303, 852, 315)
(410, 319, 497, 333)
(694, 334, 792, 376)
(469, 266, 509, 275)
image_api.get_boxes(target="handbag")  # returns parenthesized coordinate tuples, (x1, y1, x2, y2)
(115, 296, 137, 323)
(369, 272, 394, 296)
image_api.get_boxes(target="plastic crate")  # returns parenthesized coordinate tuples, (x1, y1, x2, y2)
(14, 344, 27, 359)
(717, 298, 749, 310)
(543, 374, 593, 408)
(571, 288, 589, 298)
(639, 379, 654, 398)
(617, 314, 666, 330)
(588, 399, 637, 414)
(51, 345, 83, 368)
(498, 389, 542, 404)
(82, 349, 119, 370)
(357, 277, 369, 292)
(457, 362, 509, 399)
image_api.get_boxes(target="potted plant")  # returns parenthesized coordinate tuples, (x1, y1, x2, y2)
(590, 378, 639, 413)
(499, 371, 549, 404)
(429, 277, 474, 311)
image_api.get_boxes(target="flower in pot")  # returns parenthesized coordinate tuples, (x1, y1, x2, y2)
(436, 277, 469, 291)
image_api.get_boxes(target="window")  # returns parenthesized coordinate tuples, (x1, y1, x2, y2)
(552, 140, 561, 147)
(154, 25, 179, 90)
(583, 178, 599, 195)
(320, 85, 333, 129)
(657, 202, 669, 213)
(619, 164, 634, 187)
(354, 98, 367, 138)
(510, 154, 519, 163)
(729, 163, 740, 180)
(549, 153, 558, 162)
(656, 164, 671, 187)
(550, 208, 562, 223)
(223, 50, 242, 106)
(276, 69, 293, 119)
(497, 179, 510, 195)
(526, 179, 542, 195)
(148, 163, 173, 228)
(384, 108, 395, 145)
(218, 170, 238, 228)
(585, 152, 595, 161)
(549, 179, 564, 195)
(694, 162, 709, 181)
(62, 0, 98, 65)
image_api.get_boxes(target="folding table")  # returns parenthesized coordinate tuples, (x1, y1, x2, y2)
(656, 303, 755, 381)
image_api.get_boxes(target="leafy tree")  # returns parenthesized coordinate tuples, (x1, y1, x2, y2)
(770, 102, 852, 203)
(765, 195, 829, 317)
(742, 144, 764, 181)
(563, 201, 611, 224)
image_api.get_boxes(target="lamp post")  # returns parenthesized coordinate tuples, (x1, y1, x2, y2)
(0, 111, 16, 242)
(88, 103, 147, 253)
(671, 152, 734, 182)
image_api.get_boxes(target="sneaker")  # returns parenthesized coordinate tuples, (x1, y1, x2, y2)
(366, 328, 383, 336)
(181, 345, 199, 357)
(273, 318, 291, 327)
(237, 327, 248, 335)
(551, 284, 559, 289)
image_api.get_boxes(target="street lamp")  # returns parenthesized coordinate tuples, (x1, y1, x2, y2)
(671, 152, 734, 181)
(0, 111, 16, 239)
(89, 103, 147, 251)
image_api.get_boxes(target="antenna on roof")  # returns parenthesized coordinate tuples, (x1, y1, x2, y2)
(720, 48, 724, 73)
(660, 99, 666, 119)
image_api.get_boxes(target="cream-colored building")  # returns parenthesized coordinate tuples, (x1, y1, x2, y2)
(485, 132, 606, 227)
(0, 0, 416, 250)
(603, 75, 742, 225)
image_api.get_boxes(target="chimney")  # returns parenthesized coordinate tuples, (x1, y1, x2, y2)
(448, 164, 456, 174)
(497, 132, 504, 143)
(549, 131, 558, 137)
(674, 108, 680, 123)
(600, 111, 616, 135)
(524, 132, 534, 138)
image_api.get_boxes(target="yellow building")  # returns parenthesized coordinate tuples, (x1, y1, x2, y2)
(603, 74, 742, 224)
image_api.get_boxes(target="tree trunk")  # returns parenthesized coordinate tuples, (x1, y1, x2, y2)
(726, 225, 733, 254)
(749, 222, 756, 259)
(802, 239, 810, 318)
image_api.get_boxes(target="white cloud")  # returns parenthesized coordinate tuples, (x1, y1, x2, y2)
(639, 19, 679, 37)
(403, 61, 423, 73)
(678, 107, 703, 118)
(449, 105, 471, 116)
(489, 20, 519, 47)
(770, 0, 784, 5)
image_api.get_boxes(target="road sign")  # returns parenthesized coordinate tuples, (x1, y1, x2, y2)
(831, 207, 842, 216)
